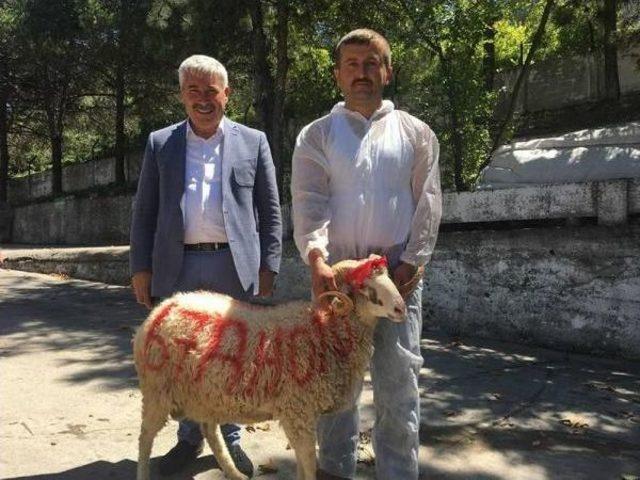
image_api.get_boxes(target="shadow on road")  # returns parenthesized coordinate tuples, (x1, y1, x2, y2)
(0, 270, 147, 390)
(2, 269, 639, 480)
(415, 331, 640, 479)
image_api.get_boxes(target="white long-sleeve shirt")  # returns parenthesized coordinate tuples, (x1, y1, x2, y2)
(181, 119, 228, 244)
(291, 100, 442, 266)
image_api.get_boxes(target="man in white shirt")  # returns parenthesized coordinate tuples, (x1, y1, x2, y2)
(130, 55, 282, 477)
(291, 29, 442, 479)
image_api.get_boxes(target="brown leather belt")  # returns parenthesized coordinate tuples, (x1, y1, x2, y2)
(184, 242, 229, 252)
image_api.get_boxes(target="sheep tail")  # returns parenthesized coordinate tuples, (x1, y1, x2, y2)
(203, 423, 248, 480)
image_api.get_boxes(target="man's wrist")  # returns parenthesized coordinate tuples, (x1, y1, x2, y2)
(308, 248, 326, 267)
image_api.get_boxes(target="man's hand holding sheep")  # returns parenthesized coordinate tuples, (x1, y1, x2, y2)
(308, 248, 338, 298)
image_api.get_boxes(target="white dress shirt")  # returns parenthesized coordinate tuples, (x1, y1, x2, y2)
(181, 118, 228, 244)
(291, 100, 442, 266)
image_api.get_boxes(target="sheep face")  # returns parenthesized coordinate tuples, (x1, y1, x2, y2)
(341, 256, 406, 322)
(358, 271, 406, 322)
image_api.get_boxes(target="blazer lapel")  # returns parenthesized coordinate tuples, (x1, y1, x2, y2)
(162, 120, 187, 225)
(221, 118, 240, 194)
(167, 120, 187, 203)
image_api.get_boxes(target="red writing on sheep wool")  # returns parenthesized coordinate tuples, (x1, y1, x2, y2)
(195, 316, 248, 393)
(143, 302, 175, 371)
(143, 306, 358, 398)
(243, 328, 285, 398)
(287, 324, 318, 387)
(172, 309, 216, 378)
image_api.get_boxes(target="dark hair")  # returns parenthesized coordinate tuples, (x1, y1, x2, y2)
(333, 29, 391, 67)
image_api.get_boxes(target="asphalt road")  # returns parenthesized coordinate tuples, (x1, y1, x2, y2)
(1, 268, 639, 480)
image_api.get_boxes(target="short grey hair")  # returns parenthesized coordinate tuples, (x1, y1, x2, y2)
(178, 55, 228, 88)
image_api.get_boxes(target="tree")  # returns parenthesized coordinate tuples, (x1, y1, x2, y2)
(484, 0, 555, 168)
(601, 0, 621, 100)
(84, 0, 157, 185)
(18, 0, 89, 195)
(247, 0, 291, 196)
(0, 0, 23, 202)
(0, 56, 10, 203)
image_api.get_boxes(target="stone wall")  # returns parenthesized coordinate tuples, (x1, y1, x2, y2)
(11, 195, 133, 245)
(425, 224, 640, 359)
(3, 178, 639, 358)
(7, 178, 638, 245)
(7, 154, 142, 205)
(0, 202, 12, 242)
(7, 193, 294, 246)
(4, 222, 639, 359)
(497, 46, 640, 113)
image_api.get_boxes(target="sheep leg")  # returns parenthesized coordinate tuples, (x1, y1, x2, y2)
(137, 396, 168, 480)
(281, 420, 317, 480)
(202, 422, 248, 480)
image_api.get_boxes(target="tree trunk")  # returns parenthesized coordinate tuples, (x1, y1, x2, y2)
(114, 0, 128, 185)
(114, 57, 126, 184)
(445, 80, 466, 191)
(439, 54, 466, 191)
(0, 58, 9, 203)
(482, 22, 496, 92)
(481, 0, 555, 172)
(50, 133, 63, 195)
(271, 0, 289, 196)
(50, 91, 65, 196)
(249, 0, 274, 143)
(602, 0, 620, 100)
(450, 107, 466, 191)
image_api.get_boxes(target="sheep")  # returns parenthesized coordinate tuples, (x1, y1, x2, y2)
(133, 255, 406, 480)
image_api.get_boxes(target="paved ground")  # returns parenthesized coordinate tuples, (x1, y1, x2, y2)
(1, 268, 639, 480)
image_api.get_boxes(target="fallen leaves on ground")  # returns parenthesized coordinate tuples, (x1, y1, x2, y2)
(584, 380, 616, 393)
(495, 418, 515, 428)
(559, 414, 589, 430)
(246, 422, 272, 434)
(258, 459, 279, 475)
(357, 429, 375, 466)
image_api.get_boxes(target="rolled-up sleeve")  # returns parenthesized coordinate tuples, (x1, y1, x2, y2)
(400, 126, 442, 267)
(291, 124, 331, 264)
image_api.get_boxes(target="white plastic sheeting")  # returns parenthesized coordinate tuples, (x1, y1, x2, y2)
(477, 122, 640, 190)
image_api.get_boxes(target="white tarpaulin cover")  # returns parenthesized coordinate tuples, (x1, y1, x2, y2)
(477, 122, 640, 190)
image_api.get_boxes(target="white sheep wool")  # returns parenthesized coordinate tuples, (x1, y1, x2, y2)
(133, 257, 406, 480)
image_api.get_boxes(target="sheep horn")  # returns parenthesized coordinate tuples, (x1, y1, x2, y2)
(316, 291, 354, 316)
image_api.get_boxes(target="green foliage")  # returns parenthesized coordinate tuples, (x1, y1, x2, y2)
(3, 0, 639, 193)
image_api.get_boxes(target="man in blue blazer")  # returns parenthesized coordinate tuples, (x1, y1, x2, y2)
(130, 55, 282, 477)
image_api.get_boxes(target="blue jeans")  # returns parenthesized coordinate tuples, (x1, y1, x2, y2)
(170, 249, 251, 447)
(317, 281, 424, 479)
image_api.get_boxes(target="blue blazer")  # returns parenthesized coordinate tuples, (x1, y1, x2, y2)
(130, 119, 282, 297)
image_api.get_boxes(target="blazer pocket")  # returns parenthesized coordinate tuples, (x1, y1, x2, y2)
(232, 164, 256, 187)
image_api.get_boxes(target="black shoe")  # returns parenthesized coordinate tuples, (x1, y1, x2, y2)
(227, 444, 254, 477)
(317, 469, 351, 480)
(158, 440, 203, 476)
